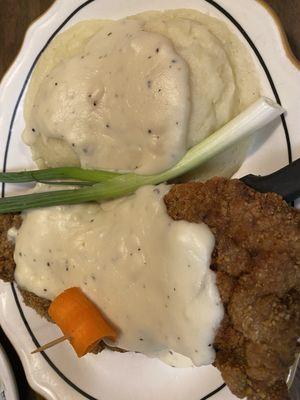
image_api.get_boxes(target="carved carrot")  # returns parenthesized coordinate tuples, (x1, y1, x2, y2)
(47, 287, 117, 357)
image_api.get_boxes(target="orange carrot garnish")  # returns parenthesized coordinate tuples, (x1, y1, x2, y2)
(48, 287, 117, 357)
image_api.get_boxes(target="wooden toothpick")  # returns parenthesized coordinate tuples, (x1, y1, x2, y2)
(31, 334, 71, 354)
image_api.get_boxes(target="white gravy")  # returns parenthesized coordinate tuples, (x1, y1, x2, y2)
(12, 185, 223, 366)
(24, 19, 190, 174)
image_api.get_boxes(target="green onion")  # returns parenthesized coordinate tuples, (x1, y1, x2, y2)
(0, 166, 121, 184)
(31, 181, 95, 187)
(0, 97, 284, 213)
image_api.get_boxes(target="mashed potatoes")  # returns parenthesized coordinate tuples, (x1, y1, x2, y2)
(23, 9, 260, 176)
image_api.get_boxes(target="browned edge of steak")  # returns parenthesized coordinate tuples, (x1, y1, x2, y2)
(164, 178, 300, 400)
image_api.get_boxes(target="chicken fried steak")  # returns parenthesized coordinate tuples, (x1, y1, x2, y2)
(1, 177, 299, 399)
(165, 177, 300, 400)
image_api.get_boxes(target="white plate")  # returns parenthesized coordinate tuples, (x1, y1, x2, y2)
(0, 1, 299, 399)
(0, 345, 19, 400)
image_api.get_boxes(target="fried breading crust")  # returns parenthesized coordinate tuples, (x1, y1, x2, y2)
(0, 213, 21, 281)
(1, 178, 300, 399)
(164, 177, 300, 400)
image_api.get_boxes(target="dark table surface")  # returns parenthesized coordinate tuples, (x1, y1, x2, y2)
(0, 1, 299, 399)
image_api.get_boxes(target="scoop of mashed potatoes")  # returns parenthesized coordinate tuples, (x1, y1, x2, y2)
(23, 9, 260, 176)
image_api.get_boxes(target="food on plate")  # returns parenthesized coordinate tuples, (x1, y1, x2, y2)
(0, 214, 21, 282)
(7, 184, 224, 367)
(0, 7, 299, 400)
(1, 178, 299, 400)
(165, 178, 300, 400)
(0, 97, 284, 213)
(23, 9, 260, 179)
(48, 287, 117, 357)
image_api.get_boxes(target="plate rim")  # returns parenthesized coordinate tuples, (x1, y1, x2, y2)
(0, 0, 299, 90)
(0, 0, 298, 399)
(0, 343, 19, 400)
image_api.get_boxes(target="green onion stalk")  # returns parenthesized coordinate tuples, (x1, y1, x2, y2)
(0, 97, 284, 213)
